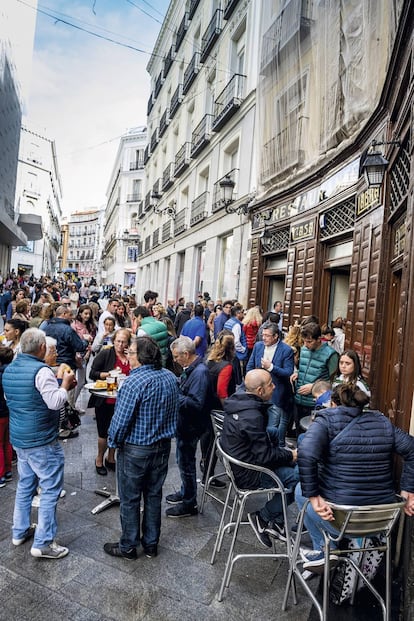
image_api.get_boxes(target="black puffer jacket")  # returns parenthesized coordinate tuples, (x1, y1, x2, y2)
(298, 406, 414, 505)
(221, 390, 294, 489)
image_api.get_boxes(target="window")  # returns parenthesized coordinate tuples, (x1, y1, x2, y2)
(218, 235, 234, 298)
(231, 19, 246, 75)
(127, 246, 138, 262)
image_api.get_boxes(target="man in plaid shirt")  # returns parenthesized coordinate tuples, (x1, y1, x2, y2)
(104, 336, 179, 560)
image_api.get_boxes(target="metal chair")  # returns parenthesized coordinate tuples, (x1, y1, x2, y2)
(212, 438, 293, 602)
(282, 497, 406, 620)
(199, 410, 229, 513)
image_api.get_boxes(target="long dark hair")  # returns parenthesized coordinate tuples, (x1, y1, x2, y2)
(336, 349, 363, 384)
(75, 304, 95, 333)
(331, 384, 369, 409)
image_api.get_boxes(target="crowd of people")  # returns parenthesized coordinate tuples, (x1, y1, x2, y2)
(0, 272, 413, 580)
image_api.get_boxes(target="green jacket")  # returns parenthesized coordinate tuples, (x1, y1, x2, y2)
(295, 343, 339, 408)
(140, 317, 169, 366)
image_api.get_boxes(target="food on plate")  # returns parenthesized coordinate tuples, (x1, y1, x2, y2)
(94, 380, 107, 389)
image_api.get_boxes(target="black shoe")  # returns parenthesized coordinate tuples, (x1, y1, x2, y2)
(200, 477, 226, 489)
(105, 459, 116, 471)
(103, 542, 137, 560)
(95, 462, 107, 476)
(247, 511, 272, 548)
(165, 491, 183, 505)
(143, 545, 158, 558)
(165, 503, 198, 518)
(265, 520, 287, 542)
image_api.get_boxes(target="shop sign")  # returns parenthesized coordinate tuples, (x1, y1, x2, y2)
(290, 218, 315, 243)
(356, 187, 381, 219)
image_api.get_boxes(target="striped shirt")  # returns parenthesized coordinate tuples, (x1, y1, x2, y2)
(108, 364, 179, 447)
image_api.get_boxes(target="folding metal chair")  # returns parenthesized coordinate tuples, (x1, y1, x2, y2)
(212, 438, 293, 602)
(199, 410, 229, 513)
(283, 496, 406, 620)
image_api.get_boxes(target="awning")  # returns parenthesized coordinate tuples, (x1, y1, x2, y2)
(17, 213, 43, 241)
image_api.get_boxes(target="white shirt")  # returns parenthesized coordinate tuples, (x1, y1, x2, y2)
(35, 366, 68, 411)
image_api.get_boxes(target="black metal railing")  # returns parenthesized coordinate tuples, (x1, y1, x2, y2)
(147, 91, 154, 115)
(163, 44, 175, 79)
(200, 9, 223, 63)
(162, 220, 172, 242)
(175, 12, 188, 52)
(191, 114, 213, 157)
(144, 144, 151, 164)
(150, 128, 159, 153)
(153, 228, 160, 247)
(153, 178, 161, 196)
(174, 142, 191, 177)
(129, 159, 144, 170)
(144, 191, 152, 212)
(190, 191, 209, 225)
(183, 51, 200, 94)
(212, 168, 239, 213)
(154, 70, 164, 99)
(162, 162, 175, 191)
(170, 83, 183, 119)
(127, 193, 142, 202)
(144, 235, 151, 252)
(223, 0, 240, 20)
(188, 0, 200, 20)
(174, 209, 186, 235)
(212, 73, 245, 131)
(159, 108, 170, 137)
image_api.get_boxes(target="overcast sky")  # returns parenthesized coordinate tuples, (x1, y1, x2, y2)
(24, 0, 169, 215)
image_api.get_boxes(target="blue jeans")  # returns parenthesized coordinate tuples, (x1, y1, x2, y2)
(267, 404, 291, 447)
(14, 441, 64, 548)
(117, 440, 171, 551)
(295, 483, 340, 550)
(176, 435, 199, 506)
(259, 464, 299, 523)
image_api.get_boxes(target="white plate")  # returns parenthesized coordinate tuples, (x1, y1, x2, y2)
(84, 382, 107, 391)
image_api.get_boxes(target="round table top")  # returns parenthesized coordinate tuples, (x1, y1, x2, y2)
(85, 383, 118, 399)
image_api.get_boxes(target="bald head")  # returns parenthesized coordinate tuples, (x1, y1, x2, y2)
(244, 369, 274, 401)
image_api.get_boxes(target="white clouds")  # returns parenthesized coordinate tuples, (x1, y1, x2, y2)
(25, 0, 167, 213)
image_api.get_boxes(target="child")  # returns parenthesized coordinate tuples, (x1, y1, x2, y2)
(0, 346, 14, 486)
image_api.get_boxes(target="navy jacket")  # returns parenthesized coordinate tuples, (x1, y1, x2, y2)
(246, 340, 294, 408)
(298, 405, 414, 505)
(177, 356, 211, 439)
(44, 317, 87, 370)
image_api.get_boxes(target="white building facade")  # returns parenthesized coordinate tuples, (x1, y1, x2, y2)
(136, 0, 259, 306)
(11, 126, 62, 278)
(102, 127, 146, 287)
(65, 209, 100, 280)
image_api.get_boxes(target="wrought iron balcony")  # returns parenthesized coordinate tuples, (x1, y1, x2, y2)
(174, 209, 186, 236)
(159, 108, 170, 138)
(162, 220, 172, 242)
(153, 178, 161, 196)
(212, 168, 239, 213)
(138, 201, 145, 219)
(163, 44, 175, 79)
(175, 12, 188, 52)
(174, 142, 191, 177)
(150, 128, 159, 153)
(129, 158, 144, 170)
(162, 162, 175, 191)
(154, 70, 164, 99)
(153, 228, 160, 248)
(170, 84, 183, 119)
(144, 191, 152, 212)
(127, 193, 142, 203)
(191, 114, 213, 157)
(144, 235, 151, 252)
(212, 73, 245, 132)
(183, 51, 200, 94)
(144, 144, 151, 164)
(190, 191, 209, 225)
(147, 91, 154, 116)
(200, 9, 223, 63)
(188, 0, 200, 20)
(223, 0, 241, 20)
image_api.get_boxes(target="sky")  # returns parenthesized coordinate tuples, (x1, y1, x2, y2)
(21, 0, 170, 215)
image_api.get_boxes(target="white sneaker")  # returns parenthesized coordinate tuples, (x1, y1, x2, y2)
(31, 541, 69, 559)
(32, 489, 66, 508)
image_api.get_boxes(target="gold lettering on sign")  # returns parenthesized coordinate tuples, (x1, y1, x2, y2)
(356, 187, 381, 217)
(290, 219, 315, 242)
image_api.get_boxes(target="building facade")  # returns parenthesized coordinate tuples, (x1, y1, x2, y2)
(102, 126, 145, 287)
(0, 0, 38, 271)
(136, 0, 259, 306)
(11, 126, 62, 277)
(64, 209, 100, 280)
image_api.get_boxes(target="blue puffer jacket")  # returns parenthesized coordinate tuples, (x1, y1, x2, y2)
(298, 405, 414, 505)
(3, 354, 60, 448)
(44, 317, 87, 369)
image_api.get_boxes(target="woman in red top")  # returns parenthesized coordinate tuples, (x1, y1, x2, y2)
(242, 306, 263, 362)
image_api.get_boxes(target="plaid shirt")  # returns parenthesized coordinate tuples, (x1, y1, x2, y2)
(108, 365, 179, 447)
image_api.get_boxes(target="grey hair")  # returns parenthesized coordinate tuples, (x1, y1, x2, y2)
(45, 336, 57, 353)
(20, 328, 46, 354)
(170, 335, 195, 355)
(262, 321, 280, 337)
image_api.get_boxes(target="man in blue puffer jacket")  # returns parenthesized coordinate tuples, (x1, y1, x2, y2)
(3, 328, 76, 559)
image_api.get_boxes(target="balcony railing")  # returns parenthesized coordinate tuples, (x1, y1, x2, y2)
(175, 12, 188, 52)
(154, 70, 164, 99)
(163, 44, 175, 79)
(183, 51, 200, 94)
(147, 91, 154, 116)
(153, 178, 161, 196)
(191, 114, 213, 157)
(188, 0, 200, 20)
(212, 73, 246, 132)
(162, 220, 172, 242)
(261, 116, 306, 181)
(212, 168, 239, 213)
(200, 9, 223, 63)
(223, 0, 241, 20)
(174, 209, 186, 236)
(144, 144, 151, 164)
(153, 228, 160, 248)
(162, 162, 175, 191)
(150, 128, 159, 153)
(138, 201, 145, 219)
(144, 191, 152, 212)
(137, 240, 143, 255)
(127, 193, 142, 202)
(129, 159, 144, 170)
(190, 191, 209, 225)
(159, 107, 170, 138)
(174, 142, 191, 177)
(170, 83, 183, 119)
(144, 235, 151, 252)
